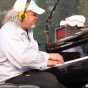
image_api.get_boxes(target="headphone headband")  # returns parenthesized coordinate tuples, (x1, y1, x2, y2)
(20, 0, 31, 21)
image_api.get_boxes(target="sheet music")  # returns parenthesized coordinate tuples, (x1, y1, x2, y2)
(43, 56, 88, 70)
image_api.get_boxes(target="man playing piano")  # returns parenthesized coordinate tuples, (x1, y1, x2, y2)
(0, 0, 66, 88)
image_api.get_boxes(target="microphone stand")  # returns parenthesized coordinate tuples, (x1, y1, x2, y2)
(44, 0, 60, 48)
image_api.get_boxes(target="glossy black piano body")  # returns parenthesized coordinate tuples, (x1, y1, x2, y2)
(46, 29, 88, 88)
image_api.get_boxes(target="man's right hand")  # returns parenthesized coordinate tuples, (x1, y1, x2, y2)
(47, 53, 64, 67)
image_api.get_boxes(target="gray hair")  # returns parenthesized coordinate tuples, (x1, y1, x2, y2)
(2, 9, 21, 25)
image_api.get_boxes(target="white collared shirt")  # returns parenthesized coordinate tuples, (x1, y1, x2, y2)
(0, 22, 49, 82)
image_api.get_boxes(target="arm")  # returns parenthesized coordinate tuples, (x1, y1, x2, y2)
(48, 53, 64, 67)
(3, 35, 49, 69)
(2, 30, 64, 70)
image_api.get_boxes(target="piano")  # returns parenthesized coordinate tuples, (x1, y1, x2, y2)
(45, 27, 88, 87)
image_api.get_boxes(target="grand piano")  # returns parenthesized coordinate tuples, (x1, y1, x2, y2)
(45, 26, 88, 88)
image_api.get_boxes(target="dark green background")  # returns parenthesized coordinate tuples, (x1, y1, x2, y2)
(0, 0, 88, 51)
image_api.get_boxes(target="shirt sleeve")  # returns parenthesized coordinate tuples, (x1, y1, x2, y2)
(3, 34, 49, 70)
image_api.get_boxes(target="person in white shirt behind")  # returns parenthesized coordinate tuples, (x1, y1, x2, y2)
(0, 0, 65, 88)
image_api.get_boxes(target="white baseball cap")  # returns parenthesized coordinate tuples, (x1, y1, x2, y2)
(59, 19, 78, 27)
(66, 20, 77, 27)
(65, 15, 86, 27)
(13, 0, 45, 14)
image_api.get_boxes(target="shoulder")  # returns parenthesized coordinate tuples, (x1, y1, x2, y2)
(1, 22, 16, 30)
(0, 22, 19, 38)
(0, 22, 19, 34)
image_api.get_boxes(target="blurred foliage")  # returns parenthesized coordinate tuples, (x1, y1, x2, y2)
(0, 0, 88, 50)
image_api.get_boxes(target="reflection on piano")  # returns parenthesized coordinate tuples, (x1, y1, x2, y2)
(46, 27, 88, 53)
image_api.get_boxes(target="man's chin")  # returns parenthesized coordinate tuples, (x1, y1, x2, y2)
(31, 25, 36, 28)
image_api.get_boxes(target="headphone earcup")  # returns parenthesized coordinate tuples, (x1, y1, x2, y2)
(17, 12, 27, 21)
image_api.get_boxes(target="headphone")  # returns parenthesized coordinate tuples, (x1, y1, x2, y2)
(17, 0, 31, 21)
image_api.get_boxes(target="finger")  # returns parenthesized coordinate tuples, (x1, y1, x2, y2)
(48, 60, 59, 66)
